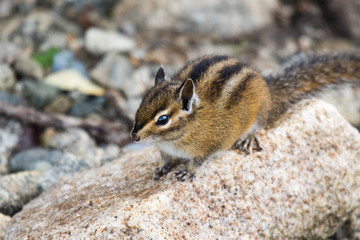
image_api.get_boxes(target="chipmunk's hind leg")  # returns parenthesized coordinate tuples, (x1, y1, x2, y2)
(232, 135, 262, 154)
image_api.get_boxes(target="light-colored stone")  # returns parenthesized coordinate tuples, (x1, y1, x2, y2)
(0, 65, 15, 91)
(0, 213, 12, 240)
(44, 70, 105, 96)
(85, 27, 135, 55)
(14, 58, 44, 80)
(5, 99, 360, 239)
(113, 0, 278, 38)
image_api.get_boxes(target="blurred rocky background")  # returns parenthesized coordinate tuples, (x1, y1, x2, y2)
(0, 0, 359, 239)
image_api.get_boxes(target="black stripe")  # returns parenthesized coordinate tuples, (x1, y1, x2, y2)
(217, 62, 247, 83)
(226, 72, 256, 108)
(209, 62, 247, 99)
(188, 55, 229, 82)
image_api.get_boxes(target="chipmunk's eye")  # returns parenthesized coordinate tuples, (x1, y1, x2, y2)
(156, 115, 169, 126)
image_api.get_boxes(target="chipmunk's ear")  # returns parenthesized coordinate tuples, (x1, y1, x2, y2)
(154, 66, 166, 85)
(178, 78, 197, 112)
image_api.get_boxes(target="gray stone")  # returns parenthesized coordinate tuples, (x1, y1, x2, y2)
(13, 58, 44, 80)
(68, 96, 105, 118)
(129, 66, 152, 97)
(22, 81, 59, 110)
(113, 0, 278, 38)
(9, 148, 64, 173)
(90, 54, 134, 91)
(0, 65, 15, 91)
(0, 11, 81, 49)
(39, 32, 68, 52)
(0, 92, 22, 106)
(37, 153, 89, 190)
(43, 95, 72, 114)
(8, 147, 91, 191)
(43, 128, 101, 168)
(0, 171, 41, 216)
(0, 0, 12, 18)
(318, 86, 360, 127)
(0, 213, 12, 240)
(52, 50, 88, 77)
(4, 100, 360, 239)
(0, 42, 19, 64)
(99, 144, 122, 165)
(85, 27, 135, 55)
(127, 97, 142, 116)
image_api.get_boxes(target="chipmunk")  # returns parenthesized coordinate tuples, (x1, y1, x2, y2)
(130, 53, 360, 181)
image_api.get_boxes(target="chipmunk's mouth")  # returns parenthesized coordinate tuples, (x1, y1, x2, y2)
(130, 130, 140, 142)
(130, 130, 159, 144)
(131, 135, 140, 142)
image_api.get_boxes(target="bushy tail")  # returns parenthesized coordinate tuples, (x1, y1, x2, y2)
(264, 52, 360, 124)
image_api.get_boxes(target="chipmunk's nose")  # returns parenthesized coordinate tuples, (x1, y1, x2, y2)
(130, 131, 140, 142)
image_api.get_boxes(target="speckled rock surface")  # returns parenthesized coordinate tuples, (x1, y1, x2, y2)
(0, 213, 12, 240)
(5, 100, 360, 239)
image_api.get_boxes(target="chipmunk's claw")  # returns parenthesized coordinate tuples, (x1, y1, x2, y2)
(233, 135, 262, 154)
(174, 169, 195, 182)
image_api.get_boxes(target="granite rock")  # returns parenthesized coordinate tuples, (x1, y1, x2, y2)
(4, 99, 360, 239)
(0, 171, 41, 216)
(0, 213, 12, 240)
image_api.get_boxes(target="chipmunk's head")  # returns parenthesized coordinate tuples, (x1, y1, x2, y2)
(131, 67, 199, 143)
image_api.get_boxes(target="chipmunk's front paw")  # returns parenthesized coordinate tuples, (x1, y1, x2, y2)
(233, 135, 262, 154)
(174, 169, 195, 182)
(154, 162, 173, 180)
